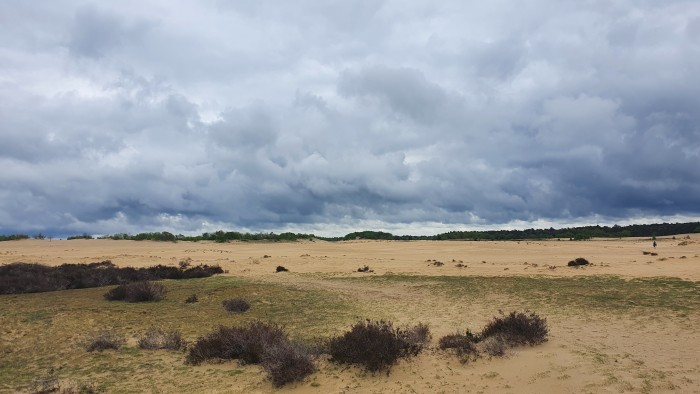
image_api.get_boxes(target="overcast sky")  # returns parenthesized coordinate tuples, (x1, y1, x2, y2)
(1, 1, 699, 237)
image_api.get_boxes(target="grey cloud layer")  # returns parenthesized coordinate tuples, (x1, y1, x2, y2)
(1, 0, 699, 236)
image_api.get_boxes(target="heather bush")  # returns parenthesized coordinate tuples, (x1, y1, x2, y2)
(479, 335, 508, 357)
(104, 281, 166, 302)
(186, 321, 314, 386)
(186, 321, 287, 365)
(262, 341, 316, 387)
(401, 322, 432, 349)
(0, 261, 222, 295)
(438, 331, 480, 363)
(480, 311, 548, 346)
(567, 257, 590, 267)
(328, 320, 427, 373)
(222, 298, 250, 313)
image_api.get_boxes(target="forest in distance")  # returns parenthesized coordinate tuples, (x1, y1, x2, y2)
(2, 221, 699, 243)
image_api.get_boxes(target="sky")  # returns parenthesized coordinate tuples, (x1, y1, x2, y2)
(1, 1, 699, 237)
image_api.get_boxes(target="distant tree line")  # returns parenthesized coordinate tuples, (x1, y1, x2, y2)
(329, 222, 700, 241)
(101, 230, 316, 243)
(1, 222, 698, 243)
(0, 234, 30, 241)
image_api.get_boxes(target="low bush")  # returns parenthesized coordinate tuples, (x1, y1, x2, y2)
(480, 311, 548, 346)
(104, 281, 166, 302)
(138, 327, 184, 350)
(186, 321, 314, 386)
(276, 265, 289, 273)
(0, 261, 222, 295)
(479, 335, 508, 357)
(328, 320, 427, 374)
(222, 298, 250, 313)
(185, 294, 198, 303)
(86, 332, 124, 352)
(187, 321, 287, 365)
(400, 322, 432, 353)
(439, 311, 548, 363)
(438, 331, 480, 363)
(567, 257, 590, 267)
(262, 341, 316, 387)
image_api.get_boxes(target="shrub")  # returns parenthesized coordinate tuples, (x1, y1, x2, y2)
(262, 341, 316, 387)
(187, 321, 287, 365)
(185, 294, 198, 303)
(357, 265, 373, 273)
(0, 261, 222, 295)
(222, 298, 250, 313)
(567, 257, 590, 267)
(438, 331, 480, 363)
(400, 322, 432, 352)
(276, 265, 289, 273)
(138, 327, 184, 350)
(186, 321, 314, 386)
(86, 332, 124, 352)
(328, 320, 425, 373)
(480, 311, 548, 346)
(103, 281, 166, 302)
(479, 335, 508, 357)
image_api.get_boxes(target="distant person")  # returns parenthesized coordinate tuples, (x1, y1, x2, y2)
(653, 240, 657, 248)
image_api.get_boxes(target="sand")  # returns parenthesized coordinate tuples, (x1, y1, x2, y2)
(1, 234, 699, 393)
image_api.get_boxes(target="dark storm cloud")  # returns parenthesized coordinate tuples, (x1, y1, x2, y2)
(1, 0, 699, 237)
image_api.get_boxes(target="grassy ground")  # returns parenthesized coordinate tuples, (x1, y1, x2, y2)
(1, 274, 698, 392)
(0, 276, 358, 393)
(337, 274, 700, 314)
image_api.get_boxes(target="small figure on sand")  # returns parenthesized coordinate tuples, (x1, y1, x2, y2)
(653, 240, 657, 248)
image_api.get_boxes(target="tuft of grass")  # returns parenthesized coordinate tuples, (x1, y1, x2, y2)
(86, 332, 124, 352)
(137, 327, 184, 351)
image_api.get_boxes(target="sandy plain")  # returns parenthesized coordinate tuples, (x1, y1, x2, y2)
(1, 235, 699, 393)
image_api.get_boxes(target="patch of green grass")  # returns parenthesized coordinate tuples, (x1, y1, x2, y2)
(21, 310, 54, 323)
(0, 276, 357, 390)
(331, 274, 700, 313)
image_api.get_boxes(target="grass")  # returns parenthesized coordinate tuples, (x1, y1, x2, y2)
(0, 276, 357, 392)
(329, 274, 700, 314)
(2, 272, 697, 392)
